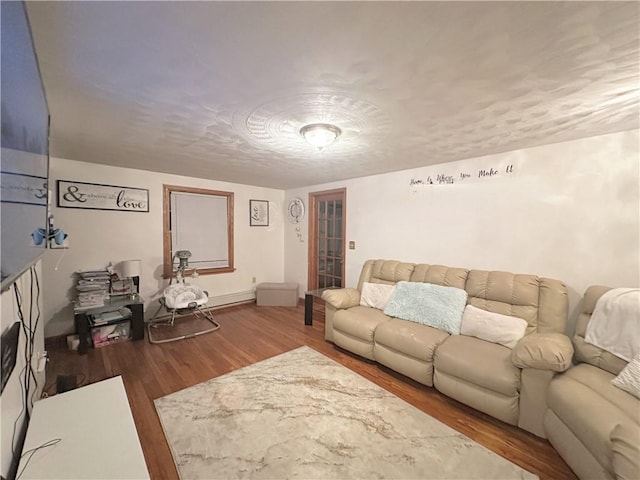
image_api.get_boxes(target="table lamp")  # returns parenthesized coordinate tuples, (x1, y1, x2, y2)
(121, 259, 141, 296)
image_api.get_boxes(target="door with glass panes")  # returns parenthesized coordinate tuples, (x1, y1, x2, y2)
(308, 188, 346, 290)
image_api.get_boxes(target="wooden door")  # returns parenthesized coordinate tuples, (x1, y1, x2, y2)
(308, 188, 346, 290)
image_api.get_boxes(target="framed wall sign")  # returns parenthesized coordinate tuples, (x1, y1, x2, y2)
(1, 172, 48, 206)
(249, 199, 269, 227)
(57, 180, 149, 212)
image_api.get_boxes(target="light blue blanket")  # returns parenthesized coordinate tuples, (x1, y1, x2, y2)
(383, 281, 468, 334)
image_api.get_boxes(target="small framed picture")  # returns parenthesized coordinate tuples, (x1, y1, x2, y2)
(249, 200, 269, 227)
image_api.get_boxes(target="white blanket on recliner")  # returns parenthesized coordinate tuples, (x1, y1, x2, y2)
(585, 288, 640, 362)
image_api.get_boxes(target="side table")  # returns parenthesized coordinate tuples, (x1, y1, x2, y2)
(304, 287, 340, 325)
(74, 295, 145, 354)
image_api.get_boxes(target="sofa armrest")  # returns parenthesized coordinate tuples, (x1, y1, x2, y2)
(321, 288, 360, 309)
(511, 333, 574, 372)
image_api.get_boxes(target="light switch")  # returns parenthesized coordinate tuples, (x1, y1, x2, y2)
(349, 241, 355, 250)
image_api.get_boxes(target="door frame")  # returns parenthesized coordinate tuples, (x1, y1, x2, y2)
(307, 188, 347, 291)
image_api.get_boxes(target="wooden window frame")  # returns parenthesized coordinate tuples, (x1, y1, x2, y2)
(163, 184, 235, 278)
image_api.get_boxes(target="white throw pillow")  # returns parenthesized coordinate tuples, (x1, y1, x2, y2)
(460, 305, 528, 349)
(612, 354, 640, 399)
(360, 282, 396, 310)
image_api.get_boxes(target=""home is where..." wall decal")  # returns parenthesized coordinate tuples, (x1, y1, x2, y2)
(409, 162, 517, 191)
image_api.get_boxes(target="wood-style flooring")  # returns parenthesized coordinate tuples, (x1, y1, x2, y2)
(44, 303, 577, 480)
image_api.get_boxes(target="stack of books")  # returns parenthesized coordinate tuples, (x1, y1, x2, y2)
(76, 270, 111, 309)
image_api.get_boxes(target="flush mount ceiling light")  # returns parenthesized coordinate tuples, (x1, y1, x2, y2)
(299, 123, 342, 150)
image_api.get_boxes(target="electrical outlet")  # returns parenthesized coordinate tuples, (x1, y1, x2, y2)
(36, 351, 48, 372)
(252, 276, 256, 283)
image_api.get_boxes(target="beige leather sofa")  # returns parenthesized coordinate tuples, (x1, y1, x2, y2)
(323, 259, 573, 438)
(544, 286, 640, 480)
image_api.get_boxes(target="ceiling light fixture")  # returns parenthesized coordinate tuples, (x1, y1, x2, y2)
(299, 123, 341, 150)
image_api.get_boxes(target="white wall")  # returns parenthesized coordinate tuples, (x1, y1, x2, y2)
(43, 158, 285, 337)
(284, 130, 640, 331)
(1, 261, 46, 478)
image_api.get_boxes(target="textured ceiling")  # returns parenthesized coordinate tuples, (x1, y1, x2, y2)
(26, 1, 640, 189)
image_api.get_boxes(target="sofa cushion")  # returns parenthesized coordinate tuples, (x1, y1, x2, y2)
(434, 335, 521, 396)
(554, 364, 640, 424)
(374, 318, 449, 362)
(383, 281, 467, 334)
(544, 410, 614, 480)
(434, 370, 519, 425)
(547, 363, 640, 472)
(611, 423, 640, 480)
(332, 306, 391, 342)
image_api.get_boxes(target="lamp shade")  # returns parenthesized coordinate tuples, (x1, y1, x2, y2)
(120, 259, 141, 278)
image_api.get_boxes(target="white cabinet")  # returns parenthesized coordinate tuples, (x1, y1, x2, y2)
(18, 376, 149, 479)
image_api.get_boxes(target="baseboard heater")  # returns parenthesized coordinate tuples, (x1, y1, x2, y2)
(205, 290, 256, 309)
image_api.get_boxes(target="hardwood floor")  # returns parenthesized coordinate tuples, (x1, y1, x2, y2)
(44, 303, 577, 480)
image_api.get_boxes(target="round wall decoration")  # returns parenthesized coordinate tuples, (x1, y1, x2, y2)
(287, 198, 305, 224)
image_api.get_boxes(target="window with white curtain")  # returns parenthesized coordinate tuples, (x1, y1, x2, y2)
(163, 185, 234, 277)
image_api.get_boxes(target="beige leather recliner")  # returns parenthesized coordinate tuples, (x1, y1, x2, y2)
(544, 286, 640, 480)
(323, 259, 573, 438)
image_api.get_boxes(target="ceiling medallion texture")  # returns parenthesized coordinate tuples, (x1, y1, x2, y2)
(231, 90, 391, 155)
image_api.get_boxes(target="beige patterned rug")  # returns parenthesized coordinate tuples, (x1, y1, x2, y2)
(155, 346, 537, 479)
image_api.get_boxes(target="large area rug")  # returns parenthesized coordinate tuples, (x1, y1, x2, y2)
(154, 346, 537, 479)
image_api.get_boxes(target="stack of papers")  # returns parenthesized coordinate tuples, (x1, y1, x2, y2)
(76, 270, 111, 309)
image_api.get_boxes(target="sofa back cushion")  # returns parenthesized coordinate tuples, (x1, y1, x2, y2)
(410, 264, 468, 289)
(465, 270, 568, 335)
(574, 285, 628, 376)
(357, 260, 415, 290)
(357, 260, 568, 335)
(465, 271, 540, 336)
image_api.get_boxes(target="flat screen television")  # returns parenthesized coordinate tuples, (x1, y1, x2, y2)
(1, 1, 50, 292)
